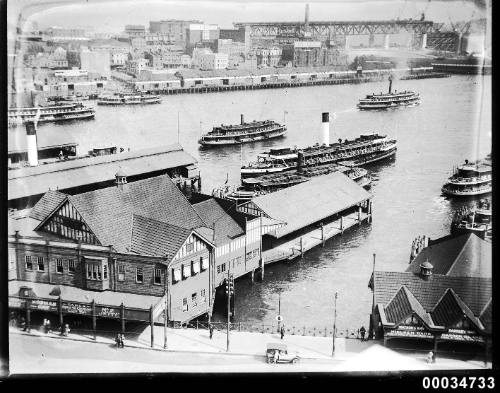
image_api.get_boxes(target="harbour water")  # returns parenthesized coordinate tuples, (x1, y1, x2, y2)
(10, 75, 491, 331)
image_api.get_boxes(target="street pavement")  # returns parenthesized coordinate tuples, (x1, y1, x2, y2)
(8, 327, 490, 374)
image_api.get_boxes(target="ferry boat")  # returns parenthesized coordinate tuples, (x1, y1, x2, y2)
(241, 133, 396, 178)
(441, 157, 492, 197)
(8, 103, 95, 127)
(357, 77, 420, 110)
(451, 199, 492, 240)
(198, 115, 287, 146)
(97, 93, 161, 105)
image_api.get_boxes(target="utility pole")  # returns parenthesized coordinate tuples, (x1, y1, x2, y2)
(277, 291, 281, 333)
(163, 277, 168, 349)
(332, 292, 338, 357)
(226, 269, 233, 352)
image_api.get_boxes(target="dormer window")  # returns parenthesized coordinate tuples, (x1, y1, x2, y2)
(419, 259, 434, 278)
(115, 169, 127, 188)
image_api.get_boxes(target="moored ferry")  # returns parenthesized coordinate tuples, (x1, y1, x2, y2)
(8, 103, 95, 127)
(198, 115, 287, 146)
(97, 92, 161, 105)
(451, 199, 492, 240)
(241, 133, 396, 178)
(441, 157, 492, 197)
(357, 77, 420, 110)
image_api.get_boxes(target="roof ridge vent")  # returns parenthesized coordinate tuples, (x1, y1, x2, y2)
(419, 257, 434, 279)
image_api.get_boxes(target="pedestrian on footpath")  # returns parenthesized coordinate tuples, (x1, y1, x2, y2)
(209, 323, 214, 340)
(426, 351, 434, 364)
(62, 323, 70, 337)
(280, 325, 285, 340)
(360, 326, 366, 341)
(115, 333, 121, 348)
(120, 333, 125, 348)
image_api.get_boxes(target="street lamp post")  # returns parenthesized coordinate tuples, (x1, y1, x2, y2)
(332, 292, 338, 357)
(277, 292, 281, 333)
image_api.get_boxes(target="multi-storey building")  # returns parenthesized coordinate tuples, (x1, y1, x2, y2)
(198, 53, 228, 70)
(29, 47, 69, 69)
(186, 24, 220, 53)
(255, 47, 282, 67)
(8, 173, 217, 324)
(80, 49, 111, 79)
(33, 68, 106, 99)
(125, 58, 149, 77)
(125, 25, 146, 38)
(149, 20, 202, 44)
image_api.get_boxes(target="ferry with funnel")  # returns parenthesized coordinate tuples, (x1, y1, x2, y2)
(241, 133, 396, 178)
(199, 115, 287, 146)
(357, 77, 420, 110)
(441, 157, 492, 197)
(8, 103, 95, 127)
(97, 92, 161, 105)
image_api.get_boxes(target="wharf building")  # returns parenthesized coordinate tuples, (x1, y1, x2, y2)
(135, 69, 182, 91)
(237, 171, 373, 264)
(8, 140, 200, 210)
(8, 174, 265, 331)
(8, 174, 215, 326)
(32, 69, 107, 101)
(369, 232, 492, 359)
(281, 41, 348, 68)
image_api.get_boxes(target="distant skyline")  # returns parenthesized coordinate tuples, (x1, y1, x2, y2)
(13, 0, 488, 34)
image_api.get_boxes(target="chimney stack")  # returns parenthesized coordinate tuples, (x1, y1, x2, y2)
(241, 114, 244, 125)
(297, 150, 305, 172)
(25, 121, 38, 167)
(321, 112, 330, 146)
(115, 168, 127, 190)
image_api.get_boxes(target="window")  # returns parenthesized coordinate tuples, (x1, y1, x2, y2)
(37, 256, 45, 271)
(103, 264, 108, 280)
(56, 259, 64, 273)
(182, 264, 191, 279)
(118, 264, 125, 281)
(246, 251, 252, 260)
(186, 242, 194, 253)
(201, 257, 208, 271)
(25, 255, 33, 270)
(182, 298, 188, 312)
(200, 289, 206, 303)
(154, 268, 162, 285)
(68, 259, 75, 274)
(136, 267, 143, 283)
(172, 268, 181, 284)
(253, 248, 260, 258)
(191, 260, 200, 275)
(192, 293, 198, 307)
(221, 263, 226, 273)
(217, 265, 221, 274)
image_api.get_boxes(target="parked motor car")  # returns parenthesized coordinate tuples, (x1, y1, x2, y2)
(266, 343, 300, 364)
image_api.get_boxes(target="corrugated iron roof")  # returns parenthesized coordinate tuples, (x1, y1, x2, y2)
(8, 144, 198, 200)
(192, 198, 244, 245)
(249, 172, 371, 238)
(406, 233, 491, 278)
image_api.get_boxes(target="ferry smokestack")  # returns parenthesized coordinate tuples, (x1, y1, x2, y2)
(241, 114, 244, 125)
(321, 112, 330, 146)
(297, 150, 305, 172)
(388, 76, 392, 94)
(26, 121, 38, 166)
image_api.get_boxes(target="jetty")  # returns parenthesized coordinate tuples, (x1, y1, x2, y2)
(237, 171, 373, 265)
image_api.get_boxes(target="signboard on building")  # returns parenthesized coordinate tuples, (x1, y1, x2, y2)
(440, 329, 484, 343)
(385, 324, 434, 339)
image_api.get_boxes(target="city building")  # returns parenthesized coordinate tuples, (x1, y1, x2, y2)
(149, 20, 202, 44)
(369, 233, 492, 356)
(80, 49, 111, 79)
(198, 52, 228, 70)
(281, 41, 348, 68)
(28, 47, 69, 69)
(219, 27, 246, 43)
(186, 24, 220, 53)
(8, 173, 216, 324)
(125, 25, 146, 38)
(125, 58, 149, 77)
(254, 47, 282, 67)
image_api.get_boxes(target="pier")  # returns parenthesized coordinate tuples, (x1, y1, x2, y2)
(237, 171, 373, 267)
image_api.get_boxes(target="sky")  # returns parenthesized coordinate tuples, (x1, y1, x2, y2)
(9, 0, 488, 34)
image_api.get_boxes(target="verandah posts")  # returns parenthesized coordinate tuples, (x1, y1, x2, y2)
(150, 304, 154, 348)
(91, 300, 96, 340)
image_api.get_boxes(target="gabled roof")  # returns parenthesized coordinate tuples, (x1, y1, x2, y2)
(36, 175, 208, 254)
(192, 198, 244, 245)
(407, 233, 491, 278)
(248, 172, 371, 239)
(130, 214, 192, 259)
(385, 286, 435, 328)
(29, 189, 67, 221)
(372, 271, 491, 317)
(479, 300, 492, 334)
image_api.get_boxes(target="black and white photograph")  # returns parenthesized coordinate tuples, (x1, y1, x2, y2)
(4, 0, 493, 379)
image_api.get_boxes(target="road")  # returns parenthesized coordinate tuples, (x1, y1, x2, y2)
(9, 334, 342, 374)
